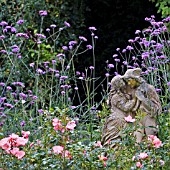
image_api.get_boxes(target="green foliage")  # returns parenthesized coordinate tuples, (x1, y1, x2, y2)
(149, 0, 170, 17)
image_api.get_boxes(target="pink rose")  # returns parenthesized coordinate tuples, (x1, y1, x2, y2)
(148, 135, 162, 148)
(139, 152, 148, 159)
(22, 131, 30, 138)
(153, 137, 162, 148)
(136, 161, 143, 168)
(10, 147, 19, 155)
(15, 150, 25, 159)
(98, 155, 108, 161)
(16, 137, 28, 147)
(0, 137, 11, 151)
(62, 150, 72, 159)
(95, 141, 103, 148)
(124, 115, 136, 122)
(53, 145, 64, 154)
(66, 121, 76, 130)
(52, 118, 62, 131)
(103, 161, 107, 167)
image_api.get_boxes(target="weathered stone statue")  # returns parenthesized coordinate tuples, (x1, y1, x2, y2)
(101, 68, 162, 148)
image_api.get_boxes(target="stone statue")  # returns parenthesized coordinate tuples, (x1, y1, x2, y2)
(101, 68, 162, 148)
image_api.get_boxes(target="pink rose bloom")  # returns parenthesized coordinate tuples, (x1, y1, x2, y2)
(148, 135, 156, 141)
(15, 150, 25, 159)
(30, 142, 34, 148)
(148, 135, 162, 148)
(139, 152, 148, 159)
(62, 150, 72, 159)
(159, 160, 165, 166)
(52, 118, 62, 131)
(103, 161, 107, 167)
(53, 145, 64, 154)
(132, 156, 136, 161)
(10, 147, 19, 155)
(95, 141, 103, 148)
(136, 161, 143, 168)
(16, 137, 28, 146)
(124, 115, 136, 122)
(153, 137, 162, 148)
(22, 131, 30, 138)
(0, 137, 11, 151)
(66, 121, 76, 130)
(9, 133, 19, 140)
(98, 155, 108, 161)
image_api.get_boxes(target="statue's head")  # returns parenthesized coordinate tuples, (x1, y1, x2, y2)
(122, 68, 143, 88)
(111, 75, 125, 89)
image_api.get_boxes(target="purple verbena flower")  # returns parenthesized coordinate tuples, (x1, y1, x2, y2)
(39, 10, 47, 16)
(0, 50, 7, 54)
(17, 20, 24, 25)
(6, 86, 12, 91)
(76, 71, 81, 75)
(50, 24, 56, 28)
(135, 30, 141, 34)
(11, 45, 20, 53)
(60, 76, 68, 81)
(108, 64, 114, 68)
(38, 109, 44, 114)
(20, 121, 25, 126)
(29, 63, 35, 67)
(0, 35, 5, 40)
(122, 49, 126, 53)
(64, 21, 71, 27)
(0, 97, 6, 103)
(0, 21, 8, 26)
(19, 93, 27, 100)
(89, 66, 94, 70)
(0, 82, 5, 86)
(12, 82, 25, 87)
(112, 54, 118, 58)
(122, 61, 128, 65)
(89, 27, 97, 31)
(35, 33, 46, 39)
(69, 41, 77, 46)
(156, 88, 161, 92)
(11, 27, 17, 33)
(46, 28, 50, 32)
(61, 91, 65, 95)
(74, 87, 78, 90)
(142, 52, 149, 59)
(79, 36, 87, 41)
(126, 45, 134, 50)
(56, 53, 65, 57)
(16, 33, 29, 39)
(105, 73, 110, 77)
(128, 39, 134, 43)
(4, 103, 14, 108)
(114, 58, 120, 62)
(32, 96, 38, 100)
(62, 46, 68, 51)
(86, 45, 92, 49)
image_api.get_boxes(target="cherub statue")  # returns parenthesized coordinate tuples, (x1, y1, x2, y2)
(102, 68, 162, 148)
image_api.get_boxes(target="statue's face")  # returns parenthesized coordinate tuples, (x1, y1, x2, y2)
(127, 78, 140, 88)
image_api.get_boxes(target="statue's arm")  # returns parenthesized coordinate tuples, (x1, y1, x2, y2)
(111, 94, 136, 112)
